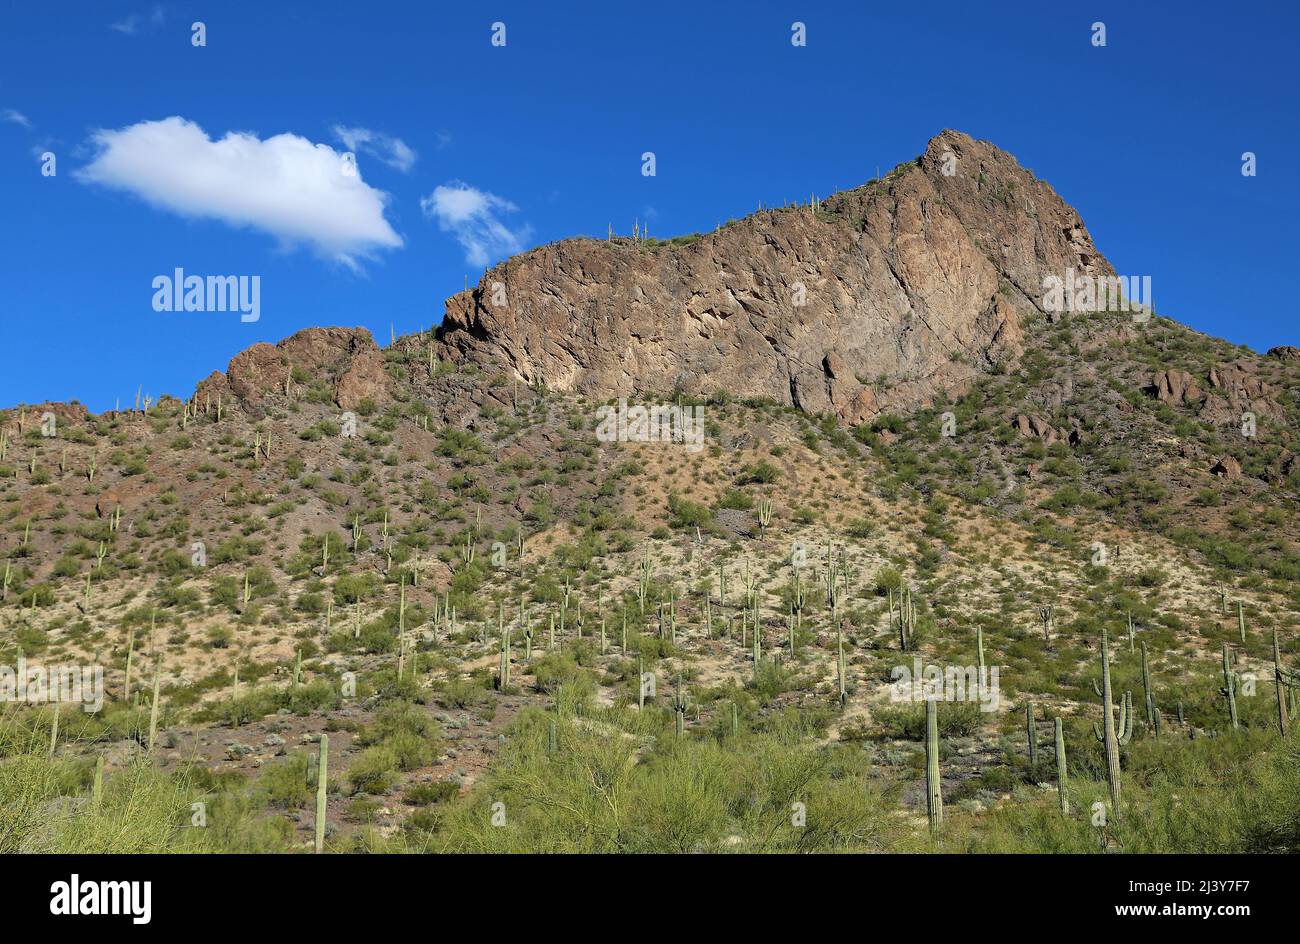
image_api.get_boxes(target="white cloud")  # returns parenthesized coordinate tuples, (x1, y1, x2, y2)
(77, 117, 403, 267)
(2, 109, 31, 128)
(111, 5, 164, 34)
(332, 125, 417, 173)
(420, 182, 531, 267)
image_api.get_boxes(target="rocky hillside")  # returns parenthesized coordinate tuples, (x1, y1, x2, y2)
(1, 131, 1297, 854)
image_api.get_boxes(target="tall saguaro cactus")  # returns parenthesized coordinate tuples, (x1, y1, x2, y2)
(1274, 629, 1298, 736)
(1092, 629, 1132, 815)
(1140, 641, 1154, 725)
(638, 549, 651, 615)
(1221, 642, 1239, 730)
(147, 661, 163, 753)
(671, 675, 688, 736)
(123, 627, 135, 701)
(315, 734, 329, 854)
(1025, 702, 1037, 766)
(896, 586, 914, 651)
(1054, 718, 1069, 815)
(836, 622, 847, 705)
(924, 698, 943, 832)
(499, 625, 512, 689)
(790, 566, 807, 635)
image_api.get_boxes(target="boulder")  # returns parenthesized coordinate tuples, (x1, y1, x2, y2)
(1210, 456, 1242, 478)
(1147, 369, 1203, 406)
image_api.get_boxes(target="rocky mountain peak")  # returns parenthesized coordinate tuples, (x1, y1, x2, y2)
(433, 130, 1110, 423)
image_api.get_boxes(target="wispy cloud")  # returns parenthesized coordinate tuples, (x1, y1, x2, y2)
(420, 182, 531, 268)
(110, 5, 165, 35)
(2, 109, 31, 128)
(331, 125, 417, 173)
(77, 116, 403, 268)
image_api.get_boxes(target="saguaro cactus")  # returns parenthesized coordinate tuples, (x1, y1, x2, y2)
(924, 698, 943, 832)
(638, 550, 651, 614)
(147, 661, 163, 752)
(790, 567, 808, 634)
(1039, 605, 1054, 644)
(836, 620, 847, 705)
(315, 734, 329, 854)
(1273, 629, 1298, 736)
(499, 626, 512, 689)
(1140, 641, 1154, 724)
(825, 544, 839, 625)
(1026, 702, 1037, 766)
(671, 675, 688, 736)
(1054, 717, 1069, 815)
(91, 755, 105, 811)
(1092, 629, 1132, 815)
(123, 627, 135, 700)
(1238, 600, 1247, 644)
(1221, 642, 1239, 730)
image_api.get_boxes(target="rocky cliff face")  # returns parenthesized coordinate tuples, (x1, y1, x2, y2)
(433, 130, 1112, 422)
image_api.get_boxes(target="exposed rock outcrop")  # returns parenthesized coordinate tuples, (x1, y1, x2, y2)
(1210, 456, 1242, 478)
(1200, 360, 1281, 424)
(196, 327, 388, 412)
(1012, 413, 1063, 445)
(434, 130, 1111, 423)
(1147, 369, 1204, 407)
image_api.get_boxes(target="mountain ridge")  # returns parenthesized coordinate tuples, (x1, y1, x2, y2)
(431, 129, 1112, 423)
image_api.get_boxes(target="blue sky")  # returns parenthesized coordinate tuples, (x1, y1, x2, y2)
(2, 0, 1297, 412)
